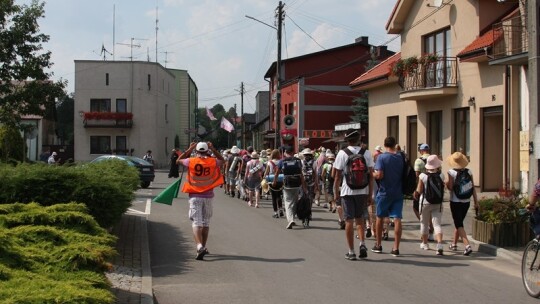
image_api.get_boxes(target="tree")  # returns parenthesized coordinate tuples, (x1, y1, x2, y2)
(0, 125, 24, 162)
(0, 0, 66, 129)
(55, 94, 74, 145)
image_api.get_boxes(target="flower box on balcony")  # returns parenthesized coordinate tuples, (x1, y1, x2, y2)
(83, 112, 133, 121)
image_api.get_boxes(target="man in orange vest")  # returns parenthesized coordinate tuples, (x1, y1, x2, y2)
(177, 141, 224, 260)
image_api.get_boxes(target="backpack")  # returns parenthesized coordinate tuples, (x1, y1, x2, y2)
(296, 193, 312, 220)
(401, 152, 417, 195)
(302, 159, 315, 186)
(325, 163, 334, 184)
(453, 169, 473, 199)
(228, 156, 240, 172)
(423, 172, 445, 205)
(282, 157, 302, 188)
(248, 160, 263, 178)
(342, 148, 369, 190)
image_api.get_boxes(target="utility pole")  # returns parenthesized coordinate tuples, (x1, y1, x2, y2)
(240, 82, 245, 148)
(275, 1, 284, 149)
(234, 103, 238, 147)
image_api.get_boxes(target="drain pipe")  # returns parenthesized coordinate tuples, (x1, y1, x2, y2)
(505, 65, 510, 192)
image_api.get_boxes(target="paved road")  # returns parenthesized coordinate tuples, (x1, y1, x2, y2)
(141, 171, 536, 304)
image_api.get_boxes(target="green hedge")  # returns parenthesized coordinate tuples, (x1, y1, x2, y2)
(0, 161, 139, 228)
(0, 203, 116, 303)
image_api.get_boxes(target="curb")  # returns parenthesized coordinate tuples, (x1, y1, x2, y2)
(469, 236, 523, 263)
(140, 216, 154, 304)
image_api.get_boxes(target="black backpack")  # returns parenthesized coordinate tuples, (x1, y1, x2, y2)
(423, 172, 445, 205)
(282, 157, 302, 188)
(302, 159, 315, 186)
(453, 169, 473, 199)
(342, 148, 369, 189)
(401, 152, 416, 195)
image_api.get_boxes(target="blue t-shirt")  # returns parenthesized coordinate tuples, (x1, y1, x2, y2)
(374, 152, 403, 199)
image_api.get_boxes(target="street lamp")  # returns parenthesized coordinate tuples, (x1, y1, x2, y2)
(246, 1, 284, 149)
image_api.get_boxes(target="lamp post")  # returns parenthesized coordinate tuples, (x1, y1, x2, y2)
(246, 1, 284, 149)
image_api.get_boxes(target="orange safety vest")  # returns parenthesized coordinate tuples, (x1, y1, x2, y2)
(182, 157, 223, 194)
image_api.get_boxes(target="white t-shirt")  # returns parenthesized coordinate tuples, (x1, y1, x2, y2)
(333, 146, 374, 196)
(419, 171, 445, 205)
(448, 168, 473, 203)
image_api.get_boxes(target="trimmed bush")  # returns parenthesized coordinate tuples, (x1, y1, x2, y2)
(0, 161, 139, 228)
(0, 203, 116, 303)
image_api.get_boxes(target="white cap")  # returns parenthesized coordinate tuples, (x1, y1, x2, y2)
(196, 142, 209, 153)
(231, 146, 240, 154)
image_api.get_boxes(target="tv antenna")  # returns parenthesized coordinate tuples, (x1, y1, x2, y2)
(161, 51, 174, 67)
(117, 37, 148, 61)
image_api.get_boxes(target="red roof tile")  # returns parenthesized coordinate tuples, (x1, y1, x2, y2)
(457, 29, 502, 57)
(349, 52, 401, 87)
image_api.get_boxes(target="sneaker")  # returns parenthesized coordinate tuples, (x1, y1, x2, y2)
(390, 248, 400, 257)
(338, 220, 346, 230)
(371, 245, 383, 253)
(359, 245, 368, 259)
(279, 209, 284, 217)
(345, 252, 357, 260)
(428, 233, 434, 242)
(195, 247, 207, 260)
(420, 243, 429, 250)
(272, 212, 279, 218)
(303, 219, 310, 228)
(463, 245, 473, 256)
(314, 199, 320, 206)
(366, 227, 372, 238)
(449, 243, 458, 251)
(323, 203, 329, 209)
(436, 244, 444, 256)
(286, 221, 295, 229)
(383, 231, 389, 241)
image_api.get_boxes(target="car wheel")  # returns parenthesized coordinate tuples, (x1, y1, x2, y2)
(141, 181, 151, 188)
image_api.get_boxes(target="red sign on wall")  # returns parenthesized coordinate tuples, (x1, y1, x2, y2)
(303, 130, 333, 138)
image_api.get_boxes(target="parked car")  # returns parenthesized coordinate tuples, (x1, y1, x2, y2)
(90, 155, 155, 188)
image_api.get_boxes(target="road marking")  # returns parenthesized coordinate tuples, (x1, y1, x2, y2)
(127, 199, 152, 215)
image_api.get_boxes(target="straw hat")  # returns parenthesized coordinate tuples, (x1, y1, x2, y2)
(260, 150, 267, 158)
(446, 152, 469, 169)
(301, 148, 313, 155)
(374, 145, 383, 152)
(425, 154, 442, 170)
(327, 153, 335, 159)
(251, 151, 259, 159)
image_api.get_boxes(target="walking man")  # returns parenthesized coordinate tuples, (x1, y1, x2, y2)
(177, 141, 224, 260)
(414, 143, 434, 240)
(372, 136, 404, 256)
(333, 129, 374, 260)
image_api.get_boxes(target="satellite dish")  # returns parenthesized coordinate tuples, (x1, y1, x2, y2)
(433, 0, 443, 7)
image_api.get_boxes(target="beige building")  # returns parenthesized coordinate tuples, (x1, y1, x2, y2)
(74, 60, 198, 167)
(350, 0, 528, 193)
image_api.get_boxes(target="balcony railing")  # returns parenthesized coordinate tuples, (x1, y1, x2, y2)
(399, 57, 458, 92)
(492, 14, 528, 61)
(82, 111, 133, 128)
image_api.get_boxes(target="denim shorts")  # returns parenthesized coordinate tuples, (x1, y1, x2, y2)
(375, 195, 404, 219)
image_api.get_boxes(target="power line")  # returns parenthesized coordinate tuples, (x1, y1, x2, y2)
(286, 14, 326, 51)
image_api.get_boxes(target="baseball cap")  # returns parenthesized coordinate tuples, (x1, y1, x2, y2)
(419, 143, 430, 150)
(196, 142, 209, 152)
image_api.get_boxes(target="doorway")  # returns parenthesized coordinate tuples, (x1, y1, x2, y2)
(482, 106, 503, 191)
(407, 115, 418, 161)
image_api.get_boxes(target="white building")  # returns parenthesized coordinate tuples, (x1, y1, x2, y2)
(74, 60, 197, 167)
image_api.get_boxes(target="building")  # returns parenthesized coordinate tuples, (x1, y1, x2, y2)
(250, 91, 270, 150)
(264, 37, 394, 152)
(74, 60, 197, 167)
(350, 0, 528, 193)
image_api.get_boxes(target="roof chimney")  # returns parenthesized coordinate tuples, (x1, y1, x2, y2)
(355, 36, 369, 44)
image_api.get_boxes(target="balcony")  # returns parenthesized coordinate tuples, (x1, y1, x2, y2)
(397, 56, 458, 101)
(82, 112, 133, 128)
(490, 14, 528, 66)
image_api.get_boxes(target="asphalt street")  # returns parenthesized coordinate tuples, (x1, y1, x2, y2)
(134, 171, 536, 304)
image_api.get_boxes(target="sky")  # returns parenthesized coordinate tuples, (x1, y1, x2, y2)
(30, 0, 400, 113)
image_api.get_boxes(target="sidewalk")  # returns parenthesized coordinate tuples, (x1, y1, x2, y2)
(107, 213, 153, 304)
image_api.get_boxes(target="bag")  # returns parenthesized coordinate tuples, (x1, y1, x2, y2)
(282, 157, 302, 188)
(296, 193, 312, 220)
(248, 161, 262, 178)
(401, 152, 417, 195)
(453, 169, 473, 199)
(265, 174, 284, 183)
(302, 159, 315, 185)
(325, 163, 334, 184)
(423, 172, 445, 205)
(229, 156, 240, 172)
(342, 148, 369, 189)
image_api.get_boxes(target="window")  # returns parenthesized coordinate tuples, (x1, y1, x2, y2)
(116, 136, 127, 155)
(106, 73, 109, 86)
(423, 27, 452, 87)
(90, 99, 111, 112)
(423, 27, 451, 56)
(90, 136, 111, 154)
(428, 111, 443, 157)
(165, 104, 169, 123)
(148, 74, 151, 90)
(116, 99, 127, 113)
(453, 108, 470, 155)
(387, 116, 399, 143)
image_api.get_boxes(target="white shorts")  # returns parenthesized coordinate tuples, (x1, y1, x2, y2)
(189, 197, 213, 227)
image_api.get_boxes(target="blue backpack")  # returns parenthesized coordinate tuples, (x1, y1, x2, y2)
(453, 169, 473, 199)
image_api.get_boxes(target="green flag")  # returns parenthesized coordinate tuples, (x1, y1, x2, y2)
(153, 179, 181, 205)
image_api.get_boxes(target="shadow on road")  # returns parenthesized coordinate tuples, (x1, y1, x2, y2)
(203, 254, 305, 263)
(148, 220, 194, 278)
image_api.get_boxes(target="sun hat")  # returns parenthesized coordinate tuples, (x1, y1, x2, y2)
(425, 154, 442, 170)
(327, 153, 335, 159)
(301, 148, 313, 155)
(260, 150, 267, 158)
(251, 151, 259, 159)
(374, 145, 383, 152)
(446, 152, 469, 169)
(196, 142, 208, 153)
(52, 152, 57, 156)
(231, 146, 240, 154)
(419, 143, 430, 151)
